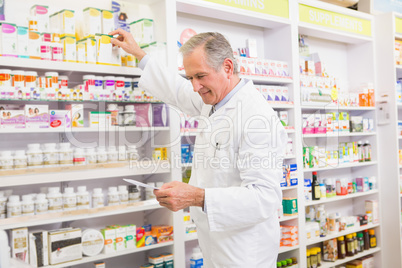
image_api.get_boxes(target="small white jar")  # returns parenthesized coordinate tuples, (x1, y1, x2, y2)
(96, 147, 108, 164)
(21, 195, 35, 216)
(118, 146, 126, 162)
(128, 185, 140, 203)
(124, 105, 136, 126)
(107, 186, 119, 206)
(59, 143, 73, 166)
(145, 183, 156, 200)
(73, 148, 86, 165)
(0, 151, 13, 170)
(127, 145, 139, 161)
(107, 146, 118, 163)
(0, 191, 7, 219)
(92, 188, 104, 208)
(27, 143, 43, 168)
(47, 187, 62, 213)
(76, 186, 90, 209)
(85, 148, 97, 165)
(118, 185, 128, 204)
(35, 193, 48, 215)
(43, 143, 59, 167)
(63, 187, 77, 211)
(7, 195, 22, 218)
(14, 150, 27, 169)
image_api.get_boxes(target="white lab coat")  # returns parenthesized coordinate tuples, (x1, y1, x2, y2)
(139, 57, 287, 268)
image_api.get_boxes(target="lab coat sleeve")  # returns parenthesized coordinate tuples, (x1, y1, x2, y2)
(204, 115, 287, 232)
(138, 56, 204, 117)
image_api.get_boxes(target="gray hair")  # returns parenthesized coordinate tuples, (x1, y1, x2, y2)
(180, 32, 239, 75)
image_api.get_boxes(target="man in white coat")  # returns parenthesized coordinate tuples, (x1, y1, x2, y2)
(110, 29, 287, 267)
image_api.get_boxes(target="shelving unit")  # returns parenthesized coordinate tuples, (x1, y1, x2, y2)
(374, 11, 402, 268)
(319, 247, 381, 268)
(0, 0, 393, 267)
(0, 126, 170, 134)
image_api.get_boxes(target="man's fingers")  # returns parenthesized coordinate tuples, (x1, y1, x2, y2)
(108, 28, 126, 37)
(110, 38, 124, 48)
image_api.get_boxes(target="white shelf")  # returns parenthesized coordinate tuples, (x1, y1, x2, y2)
(180, 129, 198, 136)
(176, 0, 290, 29)
(320, 247, 381, 268)
(306, 223, 380, 246)
(0, 57, 142, 76)
(303, 132, 376, 138)
(278, 245, 299, 254)
(268, 102, 295, 109)
(301, 105, 376, 111)
(303, 161, 377, 172)
(185, 232, 198, 242)
(42, 242, 174, 268)
(0, 160, 170, 187)
(10, 259, 35, 268)
(397, 103, 402, 108)
(240, 75, 293, 85)
(279, 215, 298, 222)
(305, 190, 379, 206)
(284, 155, 296, 159)
(0, 126, 170, 134)
(0, 200, 162, 230)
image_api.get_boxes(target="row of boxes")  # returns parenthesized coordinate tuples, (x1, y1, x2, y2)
(280, 225, 298, 247)
(256, 85, 289, 102)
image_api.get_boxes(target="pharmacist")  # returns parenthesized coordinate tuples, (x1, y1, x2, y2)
(111, 30, 287, 267)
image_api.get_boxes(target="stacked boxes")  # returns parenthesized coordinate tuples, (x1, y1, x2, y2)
(280, 225, 298, 247)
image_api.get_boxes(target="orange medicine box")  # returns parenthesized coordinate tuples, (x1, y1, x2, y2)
(151, 225, 173, 243)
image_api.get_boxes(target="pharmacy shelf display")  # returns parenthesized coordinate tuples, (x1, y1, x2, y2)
(374, 12, 402, 268)
(296, 1, 382, 267)
(0, 0, 183, 268)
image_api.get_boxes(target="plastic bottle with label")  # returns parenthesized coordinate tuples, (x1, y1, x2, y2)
(369, 229, 377, 248)
(316, 205, 327, 237)
(7, 195, 22, 218)
(108, 146, 118, 163)
(97, 147, 108, 164)
(76, 186, 90, 209)
(107, 104, 119, 126)
(363, 140, 371, 161)
(27, 143, 44, 168)
(35, 193, 48, 215)
(118, 146, 127, 162)
(312, 171, 320, 200)
(85, 148, 97, 165)
(337, 236, 346, 259)
(63, 187, 77, 211)
(146, 183, 156, 200)
(21, 195, 35, 216)
(107, 186, 120, 206)
(43, 143, 59, 167)
(128, 185, 141, 203)
(190, 247, 203, 268)
(0, 192, 6, 219)
(357, 232, 364, 253)
(73, 148, 86, 165)
(118, 185, 129, 204)
(14, 150, 27, 169)
(124, 105, 136, 126)
(47, 187, 62, 213)
(0, 151, 13, 170)
(59, 143, 73, 166)
(92, 188, 104, 208)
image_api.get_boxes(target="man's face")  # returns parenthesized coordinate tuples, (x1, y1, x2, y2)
(183, 47, 229, 105)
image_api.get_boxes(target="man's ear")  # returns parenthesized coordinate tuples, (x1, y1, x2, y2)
(223, 58, 234, 78)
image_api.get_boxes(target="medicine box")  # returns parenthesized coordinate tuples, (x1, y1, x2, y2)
(346, 260, 363, 268)
(83, 7, 102, 38)
(66, 104, 84, 128)
(124, 224, 136, 249)
(76, 40, 86, 63)
(350, 116, 363, 132)
(112, 226, 126, 251)
(143, 224, 155, 246)
(282, 198, 298, 216)
(152, 225, 174, 244)
(89, 111, 111, 128)
(11, 228, 29, 263)
(136, 226, 145, 248)
(59, 10, 76, 36)
(17, 26, 29, 58)
(149, 255, 164, 268)
(0, 22, 18, 57)
(1, 110, 25, 128)
(49, 110, 71, 128)
(48, 228, 82, 265)
(61, 36, 76, 62)
(95, 34, 113, 65)
(160, 253, 174, 268)
(365, 200, 379, 224)
(29, 230, 49, 267)
(289, 164, 298, 186)
(80, 37, 96, 64)
(129, 18, 154, 46)
(30, 5, 49, 32)
(152, 103, 169, 127)
(25, 105, 49, 128)
(323, 238, 338, 262)
(101, 228, 116, 254)
(102, 10, 115, 34)
(134, 103, 152, 127)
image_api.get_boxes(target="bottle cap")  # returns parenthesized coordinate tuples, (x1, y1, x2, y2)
(369, 229, 375, 235)
(338, 236, 344, 241)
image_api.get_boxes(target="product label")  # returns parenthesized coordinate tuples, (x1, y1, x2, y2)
(396, 17, 402, 35)
(93, 197, 104, 208)
(43, 152, 59, 165)
(59, 152, 73, 165)
(299, 4, 372, 36)
(7, 205, 21, 217)
(27, 153, 43, 166)
(35, 202, 48, 214)
(0, 200, 6, 218)
(77, 195, 90, 207)
(22, 204, 34, 215)
(48, 197, 62, 211)
(0, 159, 13, 169)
